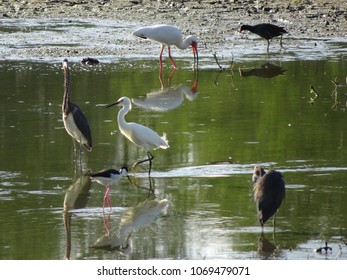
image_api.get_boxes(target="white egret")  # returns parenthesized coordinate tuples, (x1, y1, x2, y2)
(106, 97, 169, 176)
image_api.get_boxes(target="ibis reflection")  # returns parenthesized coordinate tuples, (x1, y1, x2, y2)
(132, 69, 198, 112)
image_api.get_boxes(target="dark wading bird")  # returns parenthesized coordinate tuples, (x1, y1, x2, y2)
(252, 166, 285, 233)
(90, 167, 129, 212)
(62, 58, 92, 159)
(106, 97, 169, 176)
(239, 23, 288, 53)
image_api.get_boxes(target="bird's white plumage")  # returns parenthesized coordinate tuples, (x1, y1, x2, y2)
(133, 24, 197, 50)
(63, 113, 89, 147)
(133, 24, 198, 69)
(91, 170, 127, 187)
(114, 97, 169, 151)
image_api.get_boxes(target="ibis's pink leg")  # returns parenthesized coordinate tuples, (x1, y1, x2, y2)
(159, 70, 164, 89)
(168, 68, 176, 87)
(159, 45, 165, 71)
(167, 46, 177, 69)
(191, 78, 198, 93)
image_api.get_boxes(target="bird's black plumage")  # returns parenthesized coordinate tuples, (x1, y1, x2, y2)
(62, 58, 92, 152)
(240, 23, 288, 52)
(252, 166, 285, 227)
(240, 23, 287, 40)
(91, 167, 128, 179)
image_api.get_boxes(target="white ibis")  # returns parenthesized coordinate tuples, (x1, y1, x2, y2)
(91, 167, 129, 211)
(62, 58, 92, 158)
(240, 23, 288, 53)
(106, 97, 169, 176)
(252, 166, 285, 232)
(133, 24, 198, 70)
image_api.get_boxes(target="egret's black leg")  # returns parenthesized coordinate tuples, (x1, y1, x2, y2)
(132, 151, 154, 176)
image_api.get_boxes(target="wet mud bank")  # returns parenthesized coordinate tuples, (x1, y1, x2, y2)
(1, 1, 347, 63)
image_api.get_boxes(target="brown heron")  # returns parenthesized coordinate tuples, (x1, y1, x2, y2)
(62, 58, 92, 158)
(252, 166, 285, 232)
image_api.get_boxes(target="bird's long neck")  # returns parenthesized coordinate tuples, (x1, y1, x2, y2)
(117, 104, 131, 131)
(62, 66, 70, 114)
(242, 25, 254, 32)
(176, 37, 192, 50)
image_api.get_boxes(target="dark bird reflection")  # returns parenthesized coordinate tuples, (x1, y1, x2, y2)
(239, 62, 286, 79)
(132, 69, 198, 112)
(63, 171, 92, 260)
(257, 233, 281, 259)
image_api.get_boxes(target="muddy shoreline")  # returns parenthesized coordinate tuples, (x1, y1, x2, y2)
(1, 1, 347, 62)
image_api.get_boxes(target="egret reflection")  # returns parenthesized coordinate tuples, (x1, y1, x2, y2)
(91, 197, 169, 257)
(91, 213, 132, 256)
(239, 62, 286, 79)
(118, 198, 169, 250)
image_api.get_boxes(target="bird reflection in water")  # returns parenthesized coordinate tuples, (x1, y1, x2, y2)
(118, 198, 169, 251)
(92, 196, 169, 257)
(91, 212, 132, 256)
(132, 68, 198, 112)
(239, 62, 286, 79)
(63, 171, 92, 260)
(257, 233, 282, 259)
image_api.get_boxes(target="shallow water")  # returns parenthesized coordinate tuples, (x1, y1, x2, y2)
(0, 19, 347, 260)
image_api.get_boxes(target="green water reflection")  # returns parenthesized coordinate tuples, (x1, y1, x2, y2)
(0, 59, 346, 259)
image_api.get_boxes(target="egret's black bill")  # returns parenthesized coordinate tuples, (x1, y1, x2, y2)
(106, 101, 120, 108)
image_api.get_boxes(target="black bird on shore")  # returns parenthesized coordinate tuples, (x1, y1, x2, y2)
(240, 23, 288, 53)
(252, 166, 285, 232)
